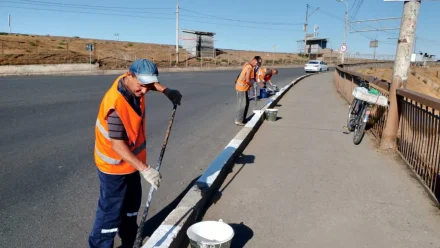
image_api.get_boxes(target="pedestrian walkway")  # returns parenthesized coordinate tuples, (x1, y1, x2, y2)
(203, 73, 440, 248)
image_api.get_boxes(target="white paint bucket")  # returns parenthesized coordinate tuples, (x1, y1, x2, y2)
(187, 220, 234, 248)
(265, 109, 278, 122)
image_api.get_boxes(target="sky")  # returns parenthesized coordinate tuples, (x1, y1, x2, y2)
(0, 0, 439, 56)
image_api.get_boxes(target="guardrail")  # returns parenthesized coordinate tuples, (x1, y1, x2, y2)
(334, 64, 440, 204)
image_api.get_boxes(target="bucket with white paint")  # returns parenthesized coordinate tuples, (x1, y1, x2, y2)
(265, 109, 278, 122)
(187, 220, 234, 248)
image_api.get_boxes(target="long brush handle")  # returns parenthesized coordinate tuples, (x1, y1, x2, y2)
(134, 104, 178, 248)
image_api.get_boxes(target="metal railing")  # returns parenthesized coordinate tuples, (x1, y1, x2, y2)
(334, 64, 440, 202)
(398, 89, 440, 199)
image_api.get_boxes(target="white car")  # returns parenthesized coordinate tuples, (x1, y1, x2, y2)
(304, 60, 329, 73)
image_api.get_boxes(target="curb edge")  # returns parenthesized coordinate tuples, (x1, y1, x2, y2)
(142, 73, 313, 248)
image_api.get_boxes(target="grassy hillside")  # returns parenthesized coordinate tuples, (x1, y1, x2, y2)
(0, 33, 304, 69)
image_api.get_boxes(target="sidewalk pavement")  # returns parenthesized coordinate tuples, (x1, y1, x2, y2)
(203, 73, 440, 248)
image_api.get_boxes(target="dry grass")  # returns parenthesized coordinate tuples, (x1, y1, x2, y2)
(0, 33, 304, 69)
(358, 66, 440, 98)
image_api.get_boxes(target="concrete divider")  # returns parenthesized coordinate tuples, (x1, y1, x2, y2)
(142, 73, 313, 248)
(0, 64, 304, 77)
(0, 63, 99, 76)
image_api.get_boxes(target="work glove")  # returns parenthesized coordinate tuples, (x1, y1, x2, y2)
(140, 166, 162, 190)
(164, 88, 182, 105)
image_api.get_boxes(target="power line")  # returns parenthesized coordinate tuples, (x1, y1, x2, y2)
(180, 8, 303, 26)
(180, 18, 302, 32)
(0, 4, 302, 32)
(0, 5, 176, 20)
(349, 0, 364, 21)
(0, 1, 175, 15)
(7, 0, 174, 10)
(311, 6, 375, 40)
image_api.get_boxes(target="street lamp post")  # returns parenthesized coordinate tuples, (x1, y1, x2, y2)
(336, 0, 348, 64)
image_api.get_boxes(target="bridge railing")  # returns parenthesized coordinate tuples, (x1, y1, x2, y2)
(334, 64, 440, 203)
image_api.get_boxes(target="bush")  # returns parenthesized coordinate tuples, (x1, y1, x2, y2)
(423, 79, 428, 84)
(57, 46, 64, 49)
(0, 32, 8, 35)
(128, 43, 134, 47)
(29, 42, 37, 46)
(59, 41, 65, 45)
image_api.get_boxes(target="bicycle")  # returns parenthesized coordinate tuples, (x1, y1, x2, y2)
(346, 80, 372, 145)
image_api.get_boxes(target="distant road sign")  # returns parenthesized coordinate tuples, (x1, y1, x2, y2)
(340, 44, 347, 53)
(86, 43, 94, 52)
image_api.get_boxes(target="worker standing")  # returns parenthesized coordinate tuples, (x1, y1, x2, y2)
(88, 59, 182, 248)
(235, 56, 259, 125)
(249, 56, 263, 99)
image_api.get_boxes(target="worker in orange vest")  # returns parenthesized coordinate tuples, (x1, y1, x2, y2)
(249, 56, 263, 99)
(257, 67, 279, 91)
(89, 59, 182, 248)
(235, 56, 260, 125)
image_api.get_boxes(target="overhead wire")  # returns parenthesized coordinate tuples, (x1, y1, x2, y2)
(6, 0, 174, 10)
(0, 2, 302, 32)
(179, 8, 303, 26)
(0, 4, 176, 20)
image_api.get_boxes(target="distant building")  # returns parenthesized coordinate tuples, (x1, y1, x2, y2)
(181, 30, 215, 58)
(297, 37, 330, 60)
(411, 52, 436, 63)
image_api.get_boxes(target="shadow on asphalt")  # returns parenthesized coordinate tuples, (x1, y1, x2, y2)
(218, 154, 255, 196)
(138, 176, 200, 240)
(229, 222, 254, 248)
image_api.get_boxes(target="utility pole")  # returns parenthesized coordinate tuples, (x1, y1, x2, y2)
(272, 44, 276, 66)
(175, 0, 179, 66)
(304, 4, 309, 56)
(8, 14, 11, 34)
(380, 0, 421, 150)
(337, 0, 348, 64)
(303, 5, 319, 58)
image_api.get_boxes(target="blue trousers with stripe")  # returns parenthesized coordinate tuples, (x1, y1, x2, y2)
(89, 170, 142, 248)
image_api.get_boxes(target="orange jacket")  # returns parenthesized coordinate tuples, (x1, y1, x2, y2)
(94, 74, 146, 175)
(257, 67, 272, 83)
(235, 63, 255, 91)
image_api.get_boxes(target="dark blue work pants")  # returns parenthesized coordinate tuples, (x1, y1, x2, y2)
(88, 170, 142, 248)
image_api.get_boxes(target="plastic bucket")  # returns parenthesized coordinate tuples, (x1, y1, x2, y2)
(265, 109, 278, 122)
(260, 88, 268, 98)
(187, 220, 234, 248)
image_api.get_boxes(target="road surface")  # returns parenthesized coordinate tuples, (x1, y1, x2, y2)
(0, 68, 305, 247)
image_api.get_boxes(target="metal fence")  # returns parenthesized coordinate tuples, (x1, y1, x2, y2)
(398, 89, 440, 199)
(334, 64, 440, 202)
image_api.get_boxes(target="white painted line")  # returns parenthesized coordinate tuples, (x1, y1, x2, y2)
(196, 145, 238, 189)
(245, 111, 263, 128)
(142, 225, 182, 248)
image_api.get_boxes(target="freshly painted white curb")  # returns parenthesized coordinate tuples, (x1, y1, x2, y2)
(142, 73, 312, 248)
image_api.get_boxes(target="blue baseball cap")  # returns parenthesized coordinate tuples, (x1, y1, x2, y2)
(129, 59, 159, 84)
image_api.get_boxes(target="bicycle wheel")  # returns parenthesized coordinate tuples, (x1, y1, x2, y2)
(347, 99, 359, 132)
(353, 105, 369, 145)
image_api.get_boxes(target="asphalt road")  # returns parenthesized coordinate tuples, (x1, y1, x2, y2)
(0, 67, 304, 247)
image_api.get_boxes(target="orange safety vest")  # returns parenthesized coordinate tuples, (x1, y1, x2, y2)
(235, 63, 255, 92)
(94, 74, 146, 175)
(257, 67, 272, 83)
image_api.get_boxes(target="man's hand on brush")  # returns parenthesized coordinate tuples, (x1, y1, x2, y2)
(141, 166, 162, 190)
(164, 88, 182, 105)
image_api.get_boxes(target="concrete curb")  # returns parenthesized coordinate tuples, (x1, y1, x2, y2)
(0, 64, 303, 77)
(142, 73, 312, 248)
